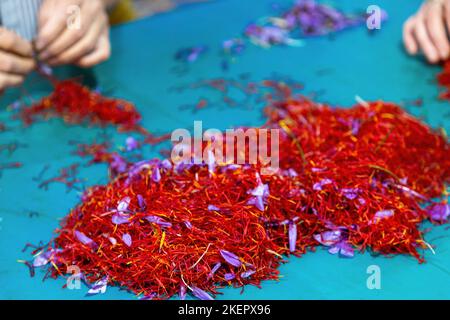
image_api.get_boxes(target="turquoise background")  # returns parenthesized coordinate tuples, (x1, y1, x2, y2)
(1, 0, 449, 299)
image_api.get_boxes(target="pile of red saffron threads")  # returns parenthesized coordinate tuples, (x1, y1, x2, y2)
(25, 87, 449, 300)
(19, 80, 145, 133)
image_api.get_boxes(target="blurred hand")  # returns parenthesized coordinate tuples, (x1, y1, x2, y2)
(403, 0, 450, 63)
(36, 0, 111, 68)
(0, 28, 35, 94)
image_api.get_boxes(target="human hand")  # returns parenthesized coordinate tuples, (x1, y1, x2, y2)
(36, 0, 111, 68)
(403, 0, 450, 63)
(0, 28, 35, 94)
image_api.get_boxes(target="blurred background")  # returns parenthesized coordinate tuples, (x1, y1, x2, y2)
(111, 0, 210, 24)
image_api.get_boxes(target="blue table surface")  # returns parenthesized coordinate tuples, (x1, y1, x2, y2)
(1, 0, 449, 300)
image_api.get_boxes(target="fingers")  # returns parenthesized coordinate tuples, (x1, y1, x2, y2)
(0, 51, 35, 75)
(444, 1, 450, 40)
(414, 13, 440, 63)
(0, 27, 34, 57)
(39, 0, 100, 61)
(403, 17, 418, 54)
(403, 1, 450, 63)
(36, 7, 69, 51)
(0, 28, 34, 92)
(426, 2, 449, 60)
(0, 72, 25, 90)
(47, 13, 107, 65)
(76, 30, 111, 68)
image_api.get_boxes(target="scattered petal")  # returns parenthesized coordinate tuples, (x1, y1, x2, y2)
(122, 233, 132, 247)
(191, 286, 214, 300)
(220, 249, 242, 267)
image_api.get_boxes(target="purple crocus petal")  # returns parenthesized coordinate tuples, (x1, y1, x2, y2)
(145, 216, 172, 228)
(224, 273, 235, 281)
(151, 167, 161, 183)
(137, 194, 146, 211)
(328, 246, 340, 255)
(313, 178, 332, 191)
(427, 203, 450, 222)
(241, 269, 256, 279)
(184, 221, 192, 229)
(117, 196, 131, 212)
(207, 205, 221, 211)
(111, 213, 130, 225)
(179, 285, 187, 300)
(247, 196, 265, 211)
(220, 250, 242, 267)
(38, 63, 53, 76)
(373, 209, 394, 221)
(287, 168, 298, 177)
(74, 230, 97, 248)
(221, 164, 241, 172)
(249, 182, 270, 198)
(313, 230, 342, 246)
(87, 277, 108, 296)
(160, 159, 172, 170)
(341, 188, 358, 200)
(191, 286, 214, 300)
(140, 293, 157, 300)
(289, 223, 297, 252)
(338, 242, 355, 258)
(33, 254, 49, 267)
(110, 154, 127, 174)
(122, 233, 132, 247)
(125, 136, 139, 151)
(211, 262, 221, 275)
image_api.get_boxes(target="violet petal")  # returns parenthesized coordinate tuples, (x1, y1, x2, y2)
(289, 223, 297, 252)
(220, 249, 242, 267)
(191, 286, 214, 300)
(122, 233, 132, 247)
